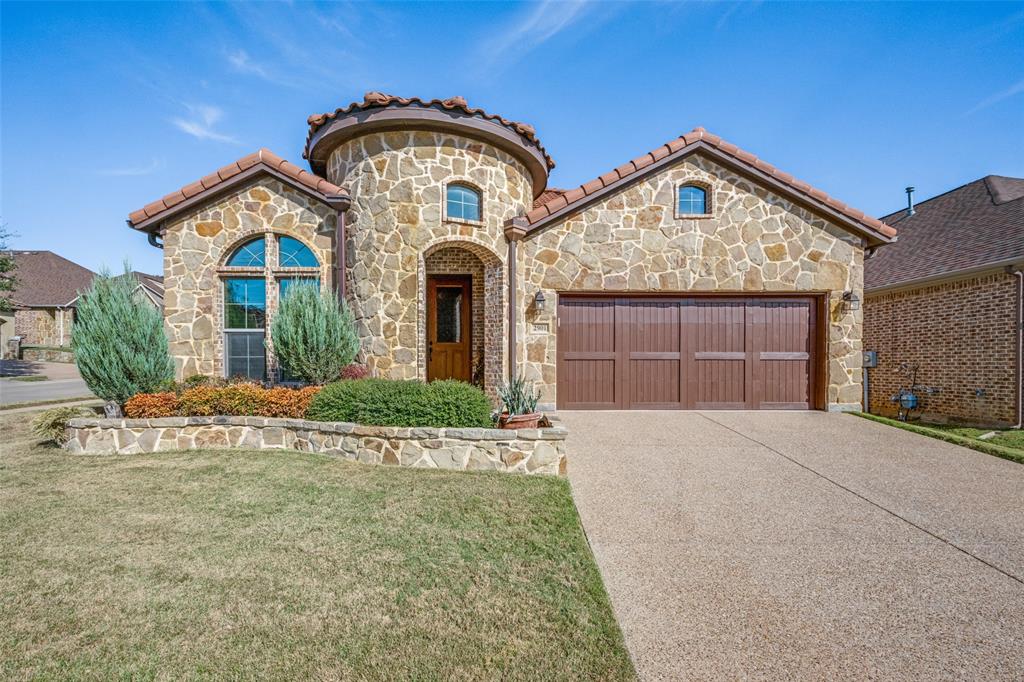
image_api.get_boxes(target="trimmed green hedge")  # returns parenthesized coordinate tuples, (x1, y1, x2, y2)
(306, 379, 494, 428)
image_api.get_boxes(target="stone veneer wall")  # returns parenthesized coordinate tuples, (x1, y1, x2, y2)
(326, 130, 531, 382)
(519, 154, 866, 410)
(864, 272, 1019, 426)
(14, 308, 75, 347)
(161, 177, 336, 379)
(64, 416, 567, 476)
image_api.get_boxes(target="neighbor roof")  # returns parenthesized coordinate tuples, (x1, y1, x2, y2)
(525, 127, 897, 245)
(305, 92, 555, 172)
(865, 175, 1024, 290)
(3, 251, 96, 308)
(127, 149, 349, 232)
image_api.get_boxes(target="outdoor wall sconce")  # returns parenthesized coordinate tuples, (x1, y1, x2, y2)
(841, 290, 860, 311)
(534, 290, 547, 312)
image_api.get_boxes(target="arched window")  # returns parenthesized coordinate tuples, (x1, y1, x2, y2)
(220, 234, 322, 381)
(278, 236, 319, 268)
(446, 183, 481, 222)
(225, 237, 266, 267)
(677, 184, 709, 216)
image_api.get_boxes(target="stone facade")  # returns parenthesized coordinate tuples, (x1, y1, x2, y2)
(65, 416, 567, 476)
(518, 154, 866, 409)
(326, 131, 531, 389)
(161, 177, 336, 379)
(14, 308, 75, 347)
(864, 272, 1019, 426)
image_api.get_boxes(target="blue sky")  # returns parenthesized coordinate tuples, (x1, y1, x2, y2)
(2, 1, 1022, 274)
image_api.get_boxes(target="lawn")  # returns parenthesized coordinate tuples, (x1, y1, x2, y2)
(0, 412, 634, 680)
(854, 413, 1024, 464)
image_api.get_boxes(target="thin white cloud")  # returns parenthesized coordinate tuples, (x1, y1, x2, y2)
(480, 0, 593, 71)
(97, 157, 165, 177)
(225, 48, 301, 88)
(171, 104, 239, 143)
(716, 0, 762, 31)
(966, 77, 1024, 116)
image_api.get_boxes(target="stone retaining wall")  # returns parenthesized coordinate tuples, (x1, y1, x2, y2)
(22, 347, 75, 363)
(65, 416, 568, 476)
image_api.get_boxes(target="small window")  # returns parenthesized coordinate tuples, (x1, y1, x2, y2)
(224, 278, 266, 330)
(678, 185, 708, 216)
(446, 184, 481, 222)
(278, 236, 319, 268)
(225, 237, 266, 267)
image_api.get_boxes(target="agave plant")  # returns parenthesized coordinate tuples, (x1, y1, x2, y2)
(497, 375, 541, 416)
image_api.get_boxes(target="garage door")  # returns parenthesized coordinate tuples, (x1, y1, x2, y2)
(556, 295, 820, 410)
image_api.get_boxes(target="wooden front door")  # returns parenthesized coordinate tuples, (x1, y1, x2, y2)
(427, 276, 472, 382)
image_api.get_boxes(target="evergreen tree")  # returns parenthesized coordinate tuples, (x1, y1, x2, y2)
(73, 265, 174, 405)
(0, 224, 17, 313)
(271, 283, 359, 385)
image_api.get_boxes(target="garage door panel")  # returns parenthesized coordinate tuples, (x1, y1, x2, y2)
(752, 300, 813, 409)
(557, 298, 619, 409)
(625, 300, 681, 408)
(685, 300, 749, 409)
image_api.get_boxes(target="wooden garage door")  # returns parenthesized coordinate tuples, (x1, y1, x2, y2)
(557, 296, 819, 410)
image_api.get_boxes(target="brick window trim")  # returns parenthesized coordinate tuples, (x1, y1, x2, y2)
(674, 179, 714, 220)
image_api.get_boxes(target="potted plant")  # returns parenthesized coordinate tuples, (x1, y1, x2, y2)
(497, 375, 542, 429)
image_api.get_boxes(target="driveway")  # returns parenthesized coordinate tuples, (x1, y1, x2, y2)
(0, 360, 93, 405)
(564, 411, 1024, 680)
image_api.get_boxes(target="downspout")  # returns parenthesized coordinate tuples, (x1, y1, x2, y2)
(326, 193, 350, 304)
(58, 306, 65, 346)
(1013, 267, 1023, 429)
(504, 217, 528, 381)
(147, 231, 164, 249)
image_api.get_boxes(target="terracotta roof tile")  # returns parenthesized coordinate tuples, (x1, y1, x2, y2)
(127, 149, 347, 229)
(533, 188, 567, 209)
(304, 92, 555, 170)
(525, 127, 897, 241)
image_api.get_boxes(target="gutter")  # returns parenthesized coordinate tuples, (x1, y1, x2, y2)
(1014, 267, 1023, 429)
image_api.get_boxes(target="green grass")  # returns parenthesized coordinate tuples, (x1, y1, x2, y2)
(0, 397, 99, 411)
(853, 412, 1024, 464)
(0, 411, 634, 680)
(8, 375, 48, 382)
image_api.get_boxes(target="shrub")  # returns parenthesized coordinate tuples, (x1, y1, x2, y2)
(306, 379, 493, 428)
(73, 265, 174, 406)
(271, 284, 359, 385)
(125, 384, 322, 419)
(124, 392, 180, 418)
(30, 406, 95, 445)
(178, 385, 220, 416)
(340, 363, 370, 380)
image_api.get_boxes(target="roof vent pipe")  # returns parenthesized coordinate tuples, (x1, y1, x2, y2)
(905, 186, 916, 216)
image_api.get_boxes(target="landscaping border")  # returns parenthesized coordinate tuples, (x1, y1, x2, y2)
(64, 416, 568, 475)
(853, 412, 1023, 465)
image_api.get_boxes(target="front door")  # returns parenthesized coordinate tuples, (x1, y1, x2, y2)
(427, 276, 472, 382)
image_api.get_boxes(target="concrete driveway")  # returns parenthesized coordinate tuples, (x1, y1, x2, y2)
(564, 411, 1024, 680)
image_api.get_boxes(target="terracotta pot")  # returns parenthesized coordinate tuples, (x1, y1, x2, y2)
(499, 412, 542, 430)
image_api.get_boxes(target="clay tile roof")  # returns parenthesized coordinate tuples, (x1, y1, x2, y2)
(127, 149, 348, 229)
(865, 175, 1024, 290)
(533, 188, 567, 209)
(2, 250, 96, 308)
(525, 127, 897, 242)
(304, 92, 555, 170)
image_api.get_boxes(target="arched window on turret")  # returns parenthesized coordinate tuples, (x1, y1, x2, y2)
(446, 183, 481, 222)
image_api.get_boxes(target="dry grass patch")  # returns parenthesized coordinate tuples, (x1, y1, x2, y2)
(0, 412, 634, 680)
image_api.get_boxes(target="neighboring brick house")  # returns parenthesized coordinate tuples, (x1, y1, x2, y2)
(126, 92, 897, 411)
(1, 251, 95, 350)
(0, 251, 164, 354)
(863, 176, 1024, 427)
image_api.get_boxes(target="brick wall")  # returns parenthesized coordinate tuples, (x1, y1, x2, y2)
(863, 271, 1019, 426)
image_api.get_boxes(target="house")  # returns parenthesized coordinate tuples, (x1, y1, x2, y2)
(1, 250, 95, 351)
(0, 251, 164, 357)
(864, 177, 1024, 427)
(126, 92, 896, 411)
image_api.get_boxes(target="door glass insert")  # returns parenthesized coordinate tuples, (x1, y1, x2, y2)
(435, 287, 462, 343)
